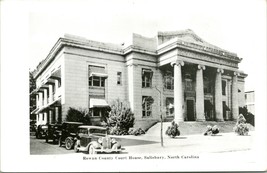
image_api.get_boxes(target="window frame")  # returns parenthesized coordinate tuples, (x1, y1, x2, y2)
(142, 96, 152, 117)
(142, 69, 153, 88)
(117, 72, 122, 85)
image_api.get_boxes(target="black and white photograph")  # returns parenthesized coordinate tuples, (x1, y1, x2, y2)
(1, 0, 266, 172)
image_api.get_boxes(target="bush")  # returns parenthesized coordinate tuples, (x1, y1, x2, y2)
(105, 99, 135, 135)
(165, 121, 180, 138)
(239, 106, 255, 126)
(66, 107, 91, 124)
(128, 128, 145, 136)
(233, 114, 249, 135)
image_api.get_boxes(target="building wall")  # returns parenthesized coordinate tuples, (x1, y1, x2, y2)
(62, 46, 126, 120)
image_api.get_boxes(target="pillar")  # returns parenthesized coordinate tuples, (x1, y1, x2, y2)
(196, 65, 206, 121)
(49, 110, 53, 124)
(44, 89, 47, 106)
(55, 107, 59, 123)
(171, 60, 184, 122)
(38, 92, 42, 107)
(43, 112, 47, 124)
(215, 68, 224, 121)
(49, 85, 53, 103)
(232, 72, 239, 120)
(36, 95, 39, 108)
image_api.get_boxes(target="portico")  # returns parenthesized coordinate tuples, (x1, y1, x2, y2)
(157, 30, 244, 122)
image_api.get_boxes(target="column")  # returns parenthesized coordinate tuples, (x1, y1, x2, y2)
(38, 92, 43, 106)
(43, 112, 47, 124)
(49, 85, 53, 103)
(196, 65, 206, 121)
(49, 110, 53, 124)
(44, 89, 48, 106)
(171, 60, 184, 122)
(55, 107, 59, 123)
(215, 68, 224, 121)
(36, 95, 39, 108)
(232, 72, 239, 120)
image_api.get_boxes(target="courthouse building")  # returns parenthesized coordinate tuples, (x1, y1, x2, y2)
(31, 29, 247, 129)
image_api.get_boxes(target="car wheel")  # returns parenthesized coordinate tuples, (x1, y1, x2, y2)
(88, 145, 96, 155)
(74, 141, 79, 153)
(65, 137, 73, 150)
(58, 137, 62, 147)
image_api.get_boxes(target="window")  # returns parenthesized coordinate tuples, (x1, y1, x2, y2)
(164, 73, 174, 90)
(166, 98, 174, 116)
(142, 96, 153, 117)
(88, 65, 106, 87)
(204, 77, 212, 94)
(117, 72, 122, 85)
(89, 76, 105, 87)
(185, 79, 193, 91)
(142, 69, 153, 88)
(90, 108, 104, 117)
(222, 80, 226, 95)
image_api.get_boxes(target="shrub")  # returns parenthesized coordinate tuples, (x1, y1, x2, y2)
(66, 107, 91, 124)
(165, 121, 180, 138)
(105, 99, 135, 135)
(128, 128, 145, 136)
(239, 106, 255, 126)
(233, 114, 249, 135)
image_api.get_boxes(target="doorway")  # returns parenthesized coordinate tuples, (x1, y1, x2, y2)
(204, 100, 213, 121)
(187, 100, 195, 121)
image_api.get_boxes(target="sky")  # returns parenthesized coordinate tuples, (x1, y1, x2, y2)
(6, 0, 267, 92)
(25, 0, 266, 92)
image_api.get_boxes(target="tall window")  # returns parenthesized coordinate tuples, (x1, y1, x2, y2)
(204, 77, 212, 94)
(185, 79, 193, 91)
(164, 72, 174, 90)
(142, 96, 152, 117)
(142, 69, 153, 88)
(117, 72, 122, 85)
(166, 97, 174, 116)
(222, 80, 226, 95)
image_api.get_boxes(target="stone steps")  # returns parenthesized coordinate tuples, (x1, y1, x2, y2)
(145, 121, 254, 136)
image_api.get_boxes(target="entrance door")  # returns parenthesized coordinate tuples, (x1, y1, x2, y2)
(204, 100, 212, 121)
(187, 100, 195, 121)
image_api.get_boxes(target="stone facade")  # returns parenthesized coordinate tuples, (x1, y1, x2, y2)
(31, 29, 247, 129)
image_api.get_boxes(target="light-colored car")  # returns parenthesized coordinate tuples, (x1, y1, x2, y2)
(74, 126, 121, 154)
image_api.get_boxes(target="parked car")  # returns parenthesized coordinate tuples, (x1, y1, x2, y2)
(58, 122, 83, 150)
(74, 126, 121, 154)
(45, 124, 62, 143)
(36, 124, 48, 139)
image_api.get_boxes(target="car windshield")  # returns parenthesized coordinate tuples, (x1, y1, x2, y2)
(89, 129, 106, 135)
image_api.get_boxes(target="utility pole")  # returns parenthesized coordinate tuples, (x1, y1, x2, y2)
(155, 86, 164, 147)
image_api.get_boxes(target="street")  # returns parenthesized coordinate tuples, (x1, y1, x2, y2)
(30, 131, 254, 155)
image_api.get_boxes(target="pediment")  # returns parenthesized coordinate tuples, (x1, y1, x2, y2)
(158, 29, 223, 51)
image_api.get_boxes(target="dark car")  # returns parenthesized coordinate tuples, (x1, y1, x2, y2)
(36, 124, 48, 139)
(45, 124, 62, 143)
(74, 126, 121, 154)
(58, 122, 83, 150)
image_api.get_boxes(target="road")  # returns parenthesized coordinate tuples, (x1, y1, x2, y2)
(30, 131, 254, 155)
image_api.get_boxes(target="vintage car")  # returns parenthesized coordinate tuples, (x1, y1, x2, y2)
(36, 124, 48, 139)
(45, 124, 62, 143)
(58, 122, 83, 150)
(74, 126, 121, 154)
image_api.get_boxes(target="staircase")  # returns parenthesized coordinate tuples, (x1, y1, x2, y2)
(145, 121, 254, 136)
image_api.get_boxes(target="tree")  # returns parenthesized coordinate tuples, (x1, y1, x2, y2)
(29, 71, 36, 120)
(66, 107, 91, 124)
(106, 99, 135, 135)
